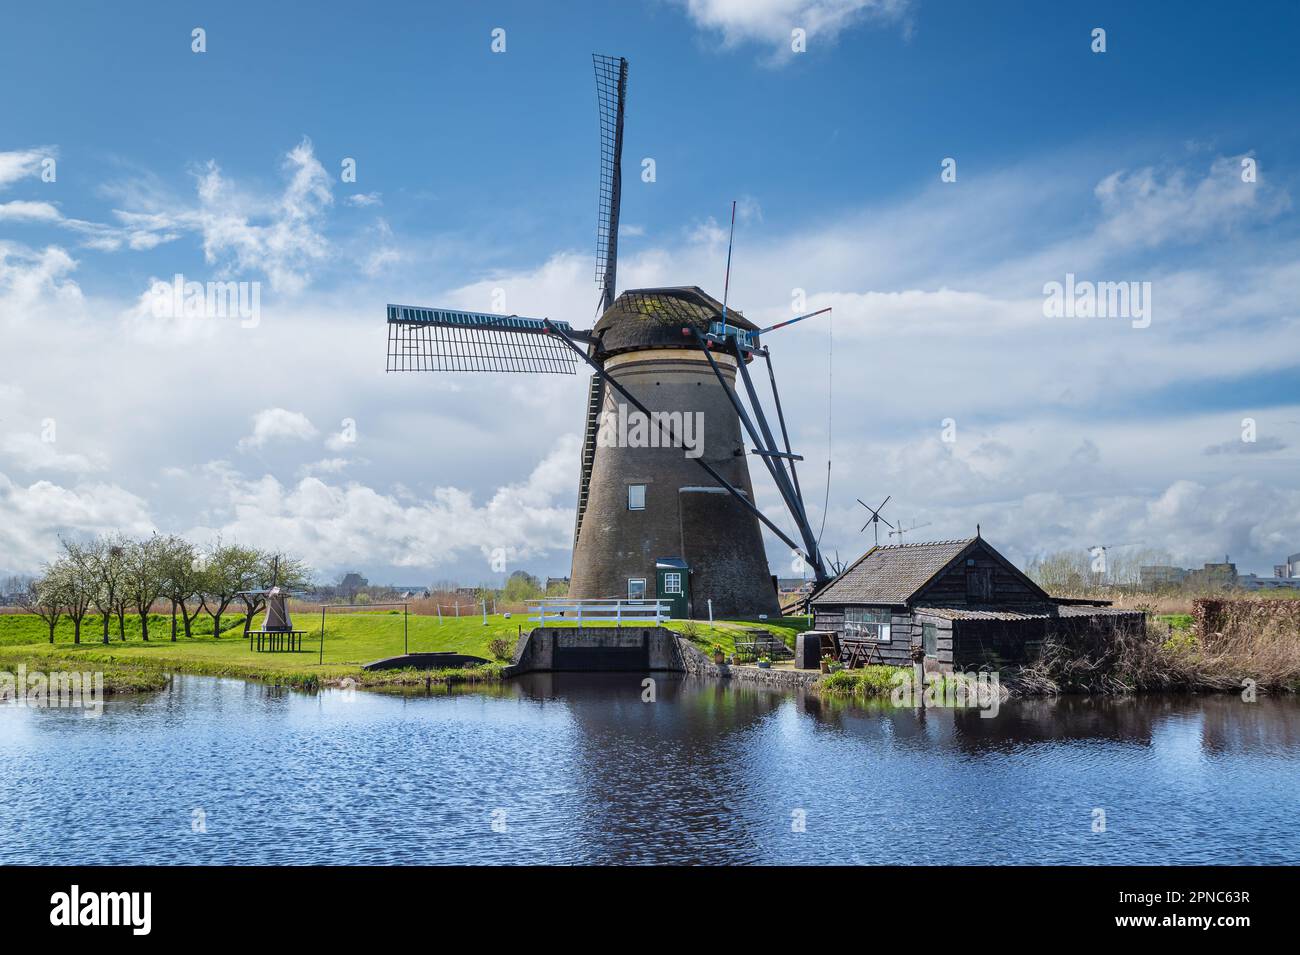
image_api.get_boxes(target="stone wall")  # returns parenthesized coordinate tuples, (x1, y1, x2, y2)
(676, 638, 822, 691)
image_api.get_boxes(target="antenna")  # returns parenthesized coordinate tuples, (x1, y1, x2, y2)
(593, 54, 628, 314)
(720, 199, 736, 336)
(889, 519, 932, 543)
(857, 495, 894, 546)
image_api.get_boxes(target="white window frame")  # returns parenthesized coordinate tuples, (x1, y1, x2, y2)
(627, 578, 647, 600)
(844, 607, 891, 642)
(662, 572, 682, 595)
(627, 484, 646, 511)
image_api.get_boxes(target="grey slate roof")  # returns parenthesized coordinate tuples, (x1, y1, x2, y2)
(813, 538, 975, 605)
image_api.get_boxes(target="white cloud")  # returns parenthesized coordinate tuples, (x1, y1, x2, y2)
(345, 192, 382, 207)
(300, 457, 351, 475)
(0, 242, 83, 320)
(238, 408, 319, 451)
(678, 0, 909, 58)
(0, 148, 53, 190)
(0, 432, 107, 474)
(0, 473, 155, 575)
(1093, 155, 1289, 250)
(189, 435, 581, 574)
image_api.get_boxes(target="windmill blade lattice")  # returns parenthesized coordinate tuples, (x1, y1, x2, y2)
(593, 54, 628, 313)
(385, 305, 580, 374)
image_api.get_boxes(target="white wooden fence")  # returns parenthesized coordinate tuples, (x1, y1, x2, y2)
(526, 598, 672, 625)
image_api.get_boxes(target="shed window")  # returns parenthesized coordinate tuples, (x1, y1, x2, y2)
(662, 572, 682, 594)
(923, 622, 938, 658)
(627, 578, 647, 600)
(627, 484, 646, 510)
(844, 608, 891, 642)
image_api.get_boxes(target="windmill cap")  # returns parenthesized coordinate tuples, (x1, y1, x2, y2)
(592, 286, 759, 358)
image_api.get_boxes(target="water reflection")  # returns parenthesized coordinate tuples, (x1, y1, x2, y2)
(1, 674, 1297, 865)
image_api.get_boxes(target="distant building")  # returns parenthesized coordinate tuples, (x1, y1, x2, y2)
(1239, 574, 1300, 592)
(1276, 552, 1300, 579)
(1140, 565, 1188, 590)
(1187, 559, 1239, 590)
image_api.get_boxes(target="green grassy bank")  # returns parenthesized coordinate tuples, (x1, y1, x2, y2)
(0, 611, 812, 692)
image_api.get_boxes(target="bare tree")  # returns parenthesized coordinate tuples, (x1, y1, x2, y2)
(58, 540, 96, 645)
(123, 534, 168, 642)
(199, 541, 262, 639)
(83, 535, 128, 644)
(160, 536, 204, 640)
(17, 570, 66, 643)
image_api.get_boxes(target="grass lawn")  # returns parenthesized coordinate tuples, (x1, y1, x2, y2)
(0, 610, 813, 690)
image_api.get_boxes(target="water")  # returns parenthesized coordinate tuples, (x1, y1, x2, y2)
(2, 673, 1298, 865)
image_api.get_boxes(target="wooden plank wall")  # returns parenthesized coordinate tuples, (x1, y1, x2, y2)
(918, 544, 1043, 607)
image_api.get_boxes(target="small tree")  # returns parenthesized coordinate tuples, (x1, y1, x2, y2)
(160, 536, 204, 640)
(58, 541, 96, 645)
(199, 541, 262, 639)
(74, 535, 127, 645)
(123, 534, 168, 642)
(18, 571, 66, 643)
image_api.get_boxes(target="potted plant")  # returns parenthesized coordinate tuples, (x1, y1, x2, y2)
(711, 644, 726, 665)
(820, 654, 833, 674)
(757, 655, 771, 669)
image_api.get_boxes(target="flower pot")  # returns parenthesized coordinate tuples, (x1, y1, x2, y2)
(820, 660, 831, 674)
(713, 653, 725, 665)
(757, 661, 771, 669)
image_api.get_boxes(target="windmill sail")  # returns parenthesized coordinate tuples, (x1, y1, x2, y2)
(573, 55, 628, 546)
(593, 54, 627, 314)
(385, 305, 582, 374)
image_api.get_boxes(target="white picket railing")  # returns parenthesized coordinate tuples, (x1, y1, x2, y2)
(526, 598, 673, 625)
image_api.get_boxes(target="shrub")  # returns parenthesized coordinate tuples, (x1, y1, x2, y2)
(487, 637, 515, 662)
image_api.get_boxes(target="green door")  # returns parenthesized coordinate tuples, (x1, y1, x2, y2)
(655, 559, 689, 619)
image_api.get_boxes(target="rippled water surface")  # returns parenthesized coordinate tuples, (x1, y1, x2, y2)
(3, 673, 1298, 864)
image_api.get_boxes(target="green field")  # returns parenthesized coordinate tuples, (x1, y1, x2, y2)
(0, 610, 812, 691)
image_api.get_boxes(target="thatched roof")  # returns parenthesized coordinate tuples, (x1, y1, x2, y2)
(592, 286, 758, 359)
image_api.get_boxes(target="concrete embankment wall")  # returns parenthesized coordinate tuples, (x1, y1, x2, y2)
(503, 628, 823, 691)
(503, 627, 685, 676)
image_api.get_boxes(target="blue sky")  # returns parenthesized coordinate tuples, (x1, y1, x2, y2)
(2, 0, 1299, 584)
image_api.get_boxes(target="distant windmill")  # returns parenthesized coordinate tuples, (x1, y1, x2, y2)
(381, 55, 833, 617)
(889, 518, 932, 543)
(858, 496, 894, 546)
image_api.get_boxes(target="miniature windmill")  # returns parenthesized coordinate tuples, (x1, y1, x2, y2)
(235, 556, 292, 632)
(858, 496, 894, 545)
(382, 55, 834, 616)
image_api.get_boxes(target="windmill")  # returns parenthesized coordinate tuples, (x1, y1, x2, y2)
(383, 55, 832, 618)
(857, 496, 894, 546)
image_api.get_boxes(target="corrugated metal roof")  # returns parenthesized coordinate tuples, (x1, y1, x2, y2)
(916, 606, 1054, 621)
(915, 605, 1145, 622)
(813, 538, 975, 605)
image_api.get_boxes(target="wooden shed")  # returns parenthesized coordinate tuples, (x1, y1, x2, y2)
(810, 536, 1142, 672)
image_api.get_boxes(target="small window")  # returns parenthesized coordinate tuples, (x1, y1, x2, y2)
(923, 623, 938, 658)
(628, 578, 647, 600)
(663, 572, 682, 594)
(844, 608, 891, 642)
(627, 485, 646, 510)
